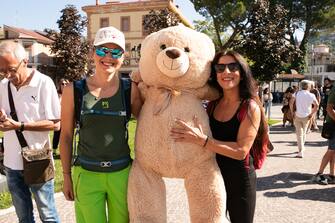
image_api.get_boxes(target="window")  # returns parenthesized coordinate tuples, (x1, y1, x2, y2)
(125, 43, 131, 52)
(121, 16, 130, 32)
(100, 17, 109, 28)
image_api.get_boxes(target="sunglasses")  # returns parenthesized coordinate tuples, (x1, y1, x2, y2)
(214, 62, 240, 73)
(95, 47, 124, 59)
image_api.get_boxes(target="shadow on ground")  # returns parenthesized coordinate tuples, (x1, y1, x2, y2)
(257, 172, 335, 203)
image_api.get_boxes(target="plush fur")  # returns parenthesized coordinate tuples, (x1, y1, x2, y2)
(128, 25, 226, 223)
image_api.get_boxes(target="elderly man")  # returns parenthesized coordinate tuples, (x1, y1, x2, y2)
(290, 80, 319, 158)
(0, 41, 60, 223)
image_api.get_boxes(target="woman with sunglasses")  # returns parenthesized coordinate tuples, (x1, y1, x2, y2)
(60, 26, 142, 223)
(171, 50, 268, 223)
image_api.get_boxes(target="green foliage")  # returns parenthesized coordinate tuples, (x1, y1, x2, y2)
(191, 0, 252, 49)
(45, 5, 90, 81)
(240, 1, 300, 81)
(143, 9, 181, 35)
(274, 0, 335, 72)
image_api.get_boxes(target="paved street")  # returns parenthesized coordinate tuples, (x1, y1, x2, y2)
(0, 104, 334, 222)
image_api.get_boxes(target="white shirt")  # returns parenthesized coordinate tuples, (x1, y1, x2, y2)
(294, 90, 317, 118)
(0, 70, 60, 170)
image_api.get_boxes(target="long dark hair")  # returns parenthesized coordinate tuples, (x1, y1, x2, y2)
(209, 50, 268, 154)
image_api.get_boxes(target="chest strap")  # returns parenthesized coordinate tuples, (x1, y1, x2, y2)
(76, 155, 131, 172)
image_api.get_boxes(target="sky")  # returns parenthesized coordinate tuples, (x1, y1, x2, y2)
(0, 0, 303, 40)
(0, 0, 204, 31)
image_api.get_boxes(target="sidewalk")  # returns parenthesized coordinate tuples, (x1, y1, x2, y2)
(0, 104, 334, 222)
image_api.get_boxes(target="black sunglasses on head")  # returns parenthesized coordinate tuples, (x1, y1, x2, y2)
(214, 62, 240, 73)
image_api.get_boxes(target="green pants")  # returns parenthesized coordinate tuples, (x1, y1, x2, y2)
(73, 165, 130, 223)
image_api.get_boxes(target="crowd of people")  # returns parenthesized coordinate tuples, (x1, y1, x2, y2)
(0, 25, 334, 223)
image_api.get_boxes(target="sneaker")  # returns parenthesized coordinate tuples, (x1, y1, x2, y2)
(312, 173, 328, 185)
(326, 175, 335, 184)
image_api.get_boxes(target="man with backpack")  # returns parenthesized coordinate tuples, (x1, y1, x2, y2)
(59, 26, 142, 223)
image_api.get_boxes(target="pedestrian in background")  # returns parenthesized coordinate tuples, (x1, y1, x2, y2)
(60, 26, 143, 223)
(263, 87, 272, 118)
(171, 50, 268, 223)
(312, 85, 335, 185)
(52, 78, 69, 156)
(0, 41, 60, 222)
(322, 77, 333, 118)
(290, 80, 319, 158)
(308, 80, 321, 132)
(281, 86, 295, 127)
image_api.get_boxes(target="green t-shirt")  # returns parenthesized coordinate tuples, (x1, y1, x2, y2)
(77, 81, 130, 161)
(325, 85, 335, 123)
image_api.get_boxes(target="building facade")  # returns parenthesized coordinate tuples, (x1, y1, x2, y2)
(0, 25, 54, 68)
(82, 0, 192, 75)
(306, 44, 335, 84)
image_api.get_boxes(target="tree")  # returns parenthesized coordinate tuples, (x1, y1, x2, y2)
(45, 5, 89, 81)
(143, 9, 181, 34)
(240, 1, 300, 82)
(274, 0, 335, 72)
(191, 0, 252, 50)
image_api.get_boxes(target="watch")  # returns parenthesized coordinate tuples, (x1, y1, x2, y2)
(18, 122, 24, 132)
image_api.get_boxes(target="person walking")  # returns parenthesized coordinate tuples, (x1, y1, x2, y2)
(60, 26, 142, 223)
(281, 86, 295, 127)
(290, 80, 319, 158)
(263, 87, 272, 118)
(0, 41, 60, 222)
(322, 77, 333, 118)
(171, 50, 268, 223)
(308, 81, 321, 131)
(311, 85, 335, 185)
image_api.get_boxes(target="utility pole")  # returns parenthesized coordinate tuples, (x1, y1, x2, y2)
(311, 44, 314, 81)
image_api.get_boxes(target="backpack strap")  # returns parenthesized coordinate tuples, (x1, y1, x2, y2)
(73, 78, 86, 128)
(206, 99, 220, 116)
(120, 77, 132, 122)
(237, 99, 249, 122)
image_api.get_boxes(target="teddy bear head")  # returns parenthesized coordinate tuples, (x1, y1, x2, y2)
(139, 25, 215, 89)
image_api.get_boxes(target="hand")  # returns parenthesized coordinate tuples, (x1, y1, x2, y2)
(0, 118, 20, 131)
(62, 174, 75, 201)
(170, 116, 207, 147)
(0, 109, 7, 122)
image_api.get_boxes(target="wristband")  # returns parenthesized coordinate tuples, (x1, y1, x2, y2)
(19, 122, 24, 132)
(203, 135, 209, 147)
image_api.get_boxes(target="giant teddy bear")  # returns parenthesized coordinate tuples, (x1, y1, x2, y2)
(128, 25, 226, 223)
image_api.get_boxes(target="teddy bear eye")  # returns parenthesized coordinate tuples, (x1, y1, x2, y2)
(160, 44, 167, 50)
(184, 47, 190, 52)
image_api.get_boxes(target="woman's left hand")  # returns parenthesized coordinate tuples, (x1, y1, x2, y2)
(170, 116, 207, 146)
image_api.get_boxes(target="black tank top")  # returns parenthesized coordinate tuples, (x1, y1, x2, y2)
(209, 102, 252, 171)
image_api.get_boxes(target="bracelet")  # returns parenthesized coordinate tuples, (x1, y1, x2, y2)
(203, 135, 209, 147)
(62, 171, 71, 175)
(19, 122, 24, 132)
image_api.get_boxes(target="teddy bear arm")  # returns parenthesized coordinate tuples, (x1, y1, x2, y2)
(137, 82, 148, 100)
(196, 85, 221, 101)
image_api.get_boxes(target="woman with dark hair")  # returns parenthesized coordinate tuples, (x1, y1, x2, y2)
(171, 50, 268, 223)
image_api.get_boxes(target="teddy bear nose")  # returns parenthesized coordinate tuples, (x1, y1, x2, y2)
(166, 49, 180, 59)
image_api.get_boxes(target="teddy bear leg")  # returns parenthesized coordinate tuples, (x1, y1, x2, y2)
(128, 160, 167, 223)
(184, 163, 227, 223)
